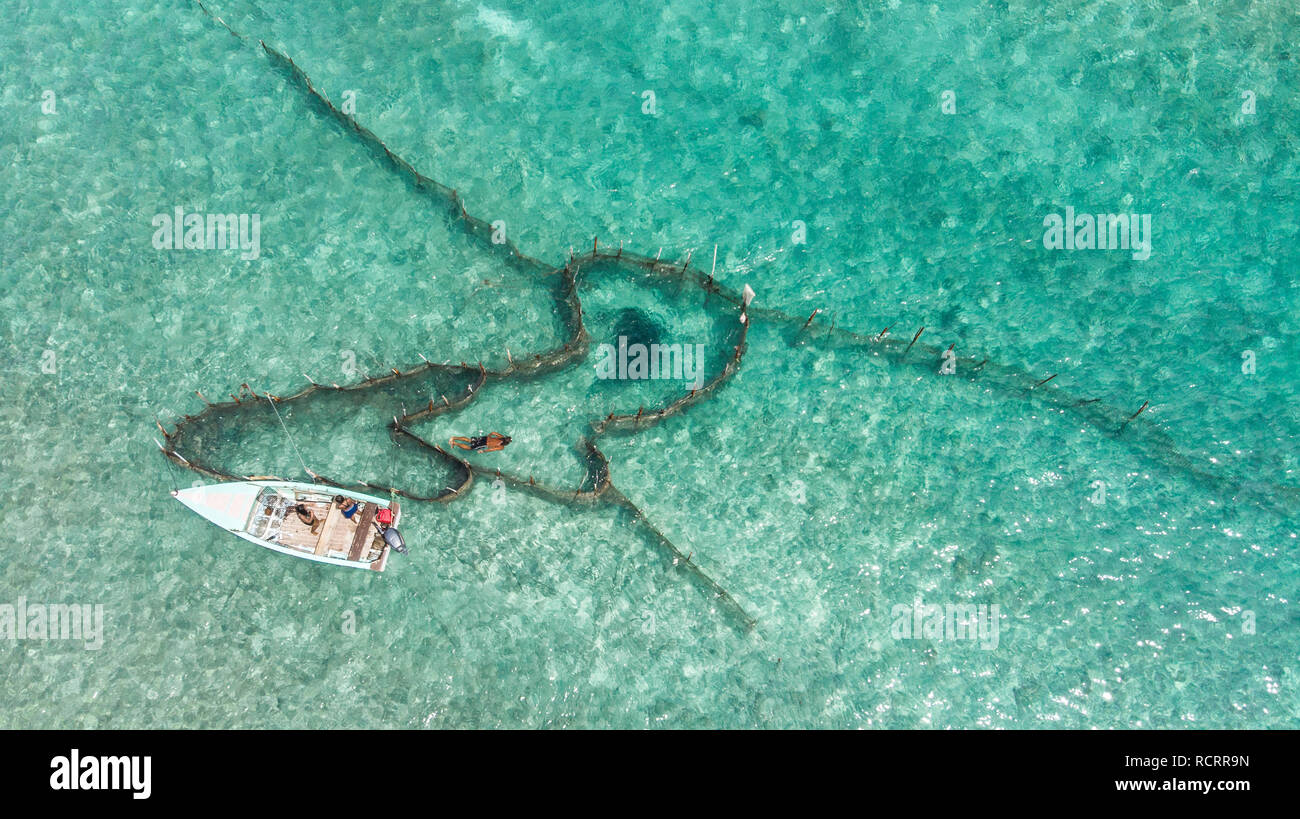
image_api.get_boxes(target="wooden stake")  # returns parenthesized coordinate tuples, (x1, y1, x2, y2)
(1118, 400, 1149, 434)
(902, 327, 925, 359)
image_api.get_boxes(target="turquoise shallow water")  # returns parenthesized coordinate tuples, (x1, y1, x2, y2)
(2, 0, 1298, 727)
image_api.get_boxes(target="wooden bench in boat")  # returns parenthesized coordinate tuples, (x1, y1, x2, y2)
(310, 501, 372, 559)
(348, 504, 378, 561)
(313, 506, 346, 557)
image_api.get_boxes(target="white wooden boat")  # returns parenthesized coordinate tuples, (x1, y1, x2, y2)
(172, 480, 402, 571)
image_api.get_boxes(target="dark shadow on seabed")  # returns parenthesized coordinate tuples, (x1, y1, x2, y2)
(160, 1, 1300, 632)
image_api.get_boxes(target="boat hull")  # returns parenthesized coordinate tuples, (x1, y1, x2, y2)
(173, 481, 401, 572)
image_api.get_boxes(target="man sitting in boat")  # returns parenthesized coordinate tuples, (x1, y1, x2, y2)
(449, 432, 512, 453)
(333, 495, 363, 523)
(289, 502, 324, 535)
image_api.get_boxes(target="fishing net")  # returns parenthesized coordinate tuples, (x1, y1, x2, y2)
(162, 2, 1299, 631)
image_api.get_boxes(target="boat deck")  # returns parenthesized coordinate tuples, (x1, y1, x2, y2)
(274, 495, 386, 565)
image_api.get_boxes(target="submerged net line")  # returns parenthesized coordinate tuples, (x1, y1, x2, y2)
(163, 3, 1297, 629)
(173, 2, 764, 629)
(161, 248, 757, 627)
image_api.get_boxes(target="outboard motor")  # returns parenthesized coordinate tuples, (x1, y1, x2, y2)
(382, 526, 407, 555)
(374, 506, 406, 554)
